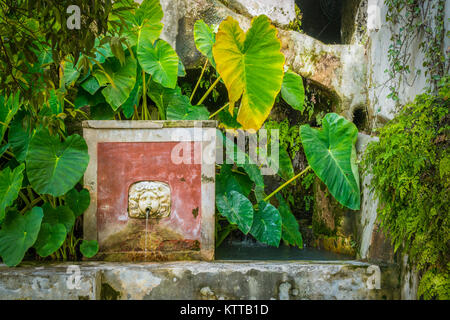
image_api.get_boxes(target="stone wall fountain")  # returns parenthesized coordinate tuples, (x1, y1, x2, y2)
(82, 120, 216, 261)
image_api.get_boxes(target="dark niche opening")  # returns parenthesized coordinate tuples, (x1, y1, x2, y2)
(295, 0, 343, 44)
(352, 106, 368, 131)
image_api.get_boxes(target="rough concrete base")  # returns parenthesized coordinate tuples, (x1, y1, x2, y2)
(0, 261, 400, 300)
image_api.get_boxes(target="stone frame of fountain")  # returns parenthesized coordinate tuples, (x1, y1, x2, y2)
(82, 120, 217, 261)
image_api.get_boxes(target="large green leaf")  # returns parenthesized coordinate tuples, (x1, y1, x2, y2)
(212, 15, 285, 130)
(8, 111, 34, 162)
(216, 164, 252, 198)
(137, 39, 179, 89)
(63, 58, 81, 87)
(276, 194, 303, 248)
(0, 207, 43, 267)
(0, 164, 25, 221)
(80, 76, 101, 95)
(65, 188, 90, 217)
(92, 42, 114, 65)
(121, 71, 142, 119)
(47, 89, 63, 114)
(41, 203, 75, 232)
(217, 105, 242, 129)
(281, 70, 305, 112)
(33, 222, 67, 257)
(166, 94, 210, 120)
(80, 240, 99, 258)
(193, 20, 216, 67)
(134, 18, 163, 50)
(134, 0, 164, 28)
(74, 89, 106, 109)
(26, 129, 90, 197)
(0, 144, 9, 158)
(0, 94, 20, 141)
(250, 201, 282, 247)
(216, 190, 254, 234)
(148, 81, 182, 119)
(90, 103, 116, 120)
(300, 113, 360, 210)
(93, 56, 137, 111)
(221, 131, 265, 200)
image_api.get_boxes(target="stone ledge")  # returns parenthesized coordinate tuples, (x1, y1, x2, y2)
(0, 261, 400, 300)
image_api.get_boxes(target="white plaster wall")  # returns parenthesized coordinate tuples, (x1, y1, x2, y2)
(367, 0, 449, 123)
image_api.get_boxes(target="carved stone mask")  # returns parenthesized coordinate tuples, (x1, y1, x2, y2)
(128, 181, 171, 219)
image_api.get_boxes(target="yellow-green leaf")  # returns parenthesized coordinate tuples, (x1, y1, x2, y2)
(212, 15, 285, 130)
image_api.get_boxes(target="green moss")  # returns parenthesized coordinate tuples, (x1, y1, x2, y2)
(287, 4, 303, 32)
(101, 283, 121, 300)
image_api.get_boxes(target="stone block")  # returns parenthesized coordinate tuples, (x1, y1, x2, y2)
(82, 121, 216, 262)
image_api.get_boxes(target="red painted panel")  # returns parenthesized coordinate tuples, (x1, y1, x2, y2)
(96, 142, 202, 253)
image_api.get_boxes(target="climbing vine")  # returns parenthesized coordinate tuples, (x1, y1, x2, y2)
(384, 0, 447, 102)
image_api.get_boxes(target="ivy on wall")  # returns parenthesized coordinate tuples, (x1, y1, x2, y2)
(384, 0, 448, 102)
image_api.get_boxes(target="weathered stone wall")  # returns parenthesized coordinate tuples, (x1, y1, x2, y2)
(347, 0, 450, 299)
(138, 0, 449, 300)
(0, 261, 401, 300)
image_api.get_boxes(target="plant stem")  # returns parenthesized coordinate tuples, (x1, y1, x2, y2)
(142, 71, 148, 120)
(19, 196, 44, 214)
(190, 59, 208, 103)
(18, 191, 31, 207)
(209, 102, 229, 119)
(196, 76, 221, 106)
(263, 166, 312, 202)
(64, 98, 75, 108)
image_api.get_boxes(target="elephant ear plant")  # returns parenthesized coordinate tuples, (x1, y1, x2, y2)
(0, 0, 362, 267)
(0, 0, 137, 266)
(72, 3, 361, 249)
(73, 0, 206, 121)
(0, 92, 95, 267)
(192, 17, 361, 247)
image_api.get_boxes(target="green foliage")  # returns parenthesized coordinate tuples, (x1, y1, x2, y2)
(216, 190, 254, 235)
(384, 0, 447, 102)
(0, 94, 20, 141)
(71, 0, 184, 120)
(166, 95, 210, 120)
(65, 188, 90, 217)
(0, 164, 24, 221)
(281, 70, 305, 112)
(41, 203, 75, 234)
(0, 1, 105, 266)
(301, 113, 360, 210)
(0, 1, 130, 98)
(0, 1, 363, 265)
(34, 222, 67, 258)
(265, 119, 301, 157)
(80, 240, 99, 258)
(276, 194, 303, 248)
(363, 79, 450, 299)
(193, 20, 216, 67)
(25, 128, 89, 197)
(0, 207, 43, 267)
(212, 15, 285, 130)
(93, 56, 137, 111)
(138, 39, 179, 89)
(250, 201, 282, 247)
